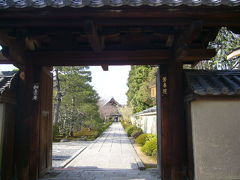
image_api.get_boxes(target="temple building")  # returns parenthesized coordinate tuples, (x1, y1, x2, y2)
(100, 98, 122, 122)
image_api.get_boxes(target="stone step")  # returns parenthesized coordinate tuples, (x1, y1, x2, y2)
(40, 170, 161, 180)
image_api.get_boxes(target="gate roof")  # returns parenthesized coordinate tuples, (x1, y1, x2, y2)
(185, 70, 240, 97)
(1, 0, 239, 8)
(0, 4, 240, 67)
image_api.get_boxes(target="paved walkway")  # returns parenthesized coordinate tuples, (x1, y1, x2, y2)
(41, 122, 161, 180)
(52, 141, 90, 168)
(67, 122, 139, 169)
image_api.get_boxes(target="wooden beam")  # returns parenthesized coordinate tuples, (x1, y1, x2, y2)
(165, 35, 174, 47)
(0, 53, 12, 64)
(0, 32, 26, 64)
(27, 48, 215, 66)
(0, 60, 12, 64)
(1, 17, 240, 28)
(0, 7, 240, 27)
(183, 49, 216, 62)
(0, 6, 240, 18)
(28, 50, 171, 66)
(84, 20, 103, 53)
(174, 21, 203, 60)
(101, 65, 108, 71)
(0, 32, 15, 46)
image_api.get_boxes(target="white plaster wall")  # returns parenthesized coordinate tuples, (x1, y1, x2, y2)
(191, 99, 240, 180)
(131, 114, 157, 135)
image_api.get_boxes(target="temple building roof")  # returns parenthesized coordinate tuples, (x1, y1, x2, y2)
(104, 97, 121, 107)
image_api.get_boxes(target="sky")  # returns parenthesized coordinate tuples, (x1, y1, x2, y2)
(89, 66, 131, 105)
(0, 64, 131, 105)
(0, 64, 16, 71)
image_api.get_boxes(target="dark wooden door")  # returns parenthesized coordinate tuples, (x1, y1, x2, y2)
(38, 67, 53, 177)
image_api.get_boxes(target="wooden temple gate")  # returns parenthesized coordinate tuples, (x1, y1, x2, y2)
(0, 4, 240, 180)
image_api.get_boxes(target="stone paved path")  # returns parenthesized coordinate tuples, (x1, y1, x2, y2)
(41, 122, 161, 180)
(67, 122, 139, 169)
(52, 141, 91, 168)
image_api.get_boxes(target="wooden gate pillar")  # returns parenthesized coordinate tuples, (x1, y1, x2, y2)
(159, 61, 187, 180)
(15, 62, 41, 180)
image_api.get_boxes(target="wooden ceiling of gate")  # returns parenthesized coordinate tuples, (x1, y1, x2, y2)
(0, 6, 240, 67)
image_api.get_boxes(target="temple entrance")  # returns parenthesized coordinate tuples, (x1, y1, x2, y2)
(50, 65, 159, 178)
(0, 4, 240, 180)
(16, 62, 186, 180)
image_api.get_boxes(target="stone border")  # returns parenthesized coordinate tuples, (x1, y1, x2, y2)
(129, 138, 145, 170)
(60, 146, 88, 168)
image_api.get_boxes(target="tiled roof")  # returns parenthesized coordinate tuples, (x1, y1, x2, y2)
(104, 98, 121, 107)
(0, 71, 17, 94)
(185, 70, 240, 96)
(0, 0, 239, 8)
(135, 106, 156, 115)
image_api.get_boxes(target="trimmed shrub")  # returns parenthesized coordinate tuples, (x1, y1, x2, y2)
(131, 128, 143, 138)
(125, 125, 138, 136)
(142, 136, 157, 156)
(135, 134, 155, 146)
(135, 134, 148, 146)
(121, 120, 131, 129)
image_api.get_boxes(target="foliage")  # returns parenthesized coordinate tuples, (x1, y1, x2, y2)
(135, 134, 155, 146)
(119, 106, 133, 123)
(96, 122, 113, 136)
(121, 120, 131, 129)
(194, 27, 240, 70)
(151, 148, 158, 158)
(53, 66, 103, 138)
(127, 66, 157, 113)
(141, 136, 157, 156)
(53, 122, 112, 142)
(53, 124, 61, 141)
(131, 128, 143, 138)
(125, 125, 139, 137)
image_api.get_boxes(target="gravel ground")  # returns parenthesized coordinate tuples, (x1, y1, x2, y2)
(52, 141, 92, 168)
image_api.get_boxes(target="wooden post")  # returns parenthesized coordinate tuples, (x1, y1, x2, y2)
(15, 62, 41, 180)
(28, 65, 41, 180)
(159, 61, 187, 180)
(38, 67, 53, 177)
(156, 66, 162, 172)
